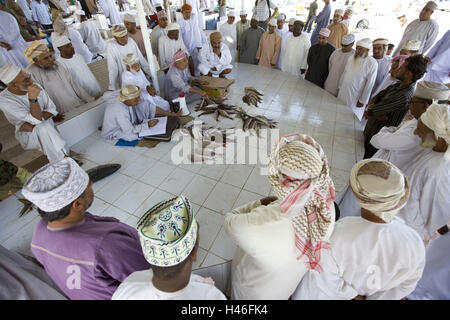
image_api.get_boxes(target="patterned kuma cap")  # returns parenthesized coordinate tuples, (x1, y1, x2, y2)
(137, 196, 198, 267)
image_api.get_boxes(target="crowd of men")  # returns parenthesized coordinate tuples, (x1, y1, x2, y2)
(0, 0, 449, 301)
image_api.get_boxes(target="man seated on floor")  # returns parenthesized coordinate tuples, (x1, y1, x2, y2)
(24, 41, 95, 114)
(22, 158, 151, 300)
(54, 36, 102, 98)
(164, 51, 207, 103)
(225, 134, 336, 300)
(0, 64, 70, 163)
(198, 32, 233, 78)
(112, 196, 227, 300)
(101, 85, 181, 142)
(293, 159, 425, 300)
(158, 22, 190, 73)
(121, 53, 170, 112)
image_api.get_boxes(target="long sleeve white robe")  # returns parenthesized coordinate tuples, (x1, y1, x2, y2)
(423, 30, 450, 85)
(112, 269, 226, 300)
(224, 199, 335, 300)
(409, 232, 450, 300)
(56, 54, 102, 98)
(371, 55, 392, 98)
(51, 29, 94, 64)
(164, 65, 199, 103)
(178, 15, 206, 55)
(97, 0, 122, 25)
(275, 26, 290, 70)
(280, 33, 310, 77)
(324, 48, 355, 96)
(26, 62, 95, 114)
(105, 38, 151, 90)
(101, 99, 154, 141)
(17, 0, 33, 21)
(150, 25, 168, 59)
(78, 20, 107, 56)
(337, 56, 378, 121)
(0, 11, 30, 69)
(219, 22, 237, 63)
(292, 216, 426, 300)
(121, 69, 170, 111)
(397, 149, 450, 241)
(0, 87, 67, 162)
(158, 35, 189, 71)
(198, 42, 232, 76)
(392, 19, 439, 56)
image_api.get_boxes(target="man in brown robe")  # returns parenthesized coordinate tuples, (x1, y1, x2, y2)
(255, 19, 281, 68)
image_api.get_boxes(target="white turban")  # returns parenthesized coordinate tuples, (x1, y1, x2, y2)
(227, 10, 235, 17)
(124, 13, 136, 23)
(24, 41, 49, 63)
(356, 38, 372, 50)
(268, 19, 277, 27)
(277, 13, 286, 21)
(52, 35, 71, 48)
(350, 159, 410, 222)
(118, 84, 142, 102)
(22, 158, 90, 212)
(239, 10, 247, 16)
(420, 104, 450, 160)
(424, 1, 438, 11)
(403, 39, 421, 51)
(319, 28, 331, 37)
(289, 18, 296, 25)
(76, 10, 85, 16)
(342, 33, 355, 46)
(122, 53, 139, 67)
(373, 38, 389, 46)
(415, 81, 450, 102)
(167, 22, 180, 31)
(111, 25, 128, 37)
(0, 64, 21, 85)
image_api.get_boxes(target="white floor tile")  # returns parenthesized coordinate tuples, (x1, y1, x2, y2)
(220, 165, 253, 188)
(233, 189, 262, 208)
(198, 164, 228, 181)
(192, 247, 208, 270)
(332, 150, 357, 172)
(195, 207, 224, 251)
(95, 173, 135, 204)
(210, 227, 237, 261)
(138, 161, 176, 187)
(113, 181, 155, 214)
(203, 182, 241, 214)
(133, 189, 176, 218)
(97, 205, 132, 223)
(124, 215, 140, 228)
(243, 167, 272, 196)
(158, 167, 196, 196)
(181, 175, 217, 206)
(202, 252, 227, 268)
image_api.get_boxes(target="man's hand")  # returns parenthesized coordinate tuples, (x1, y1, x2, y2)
(148, 119, 159, 127)
(146, 85, 157, 96)
(211, 67, 218, 72)
(42, 111, 54, 120)
(199, 90, 207, 97)
(0, 42, 12, 51)
(356, 101, 364, 108)
(27, 85, 41, 100)
(53, 113, 65, 122)
(171, 110, 183, 117)
(354, 295, 366, 300)
(19, 122, 35, 132)
(260, 196, 278, 206)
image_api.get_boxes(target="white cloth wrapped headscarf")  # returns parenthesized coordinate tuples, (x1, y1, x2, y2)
(420, 103, 450, 160)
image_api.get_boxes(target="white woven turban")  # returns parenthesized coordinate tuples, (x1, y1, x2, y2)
(24, 41, 49, 62)
(53, 35, 71, 48)
(239, 10, 247, 16)
(268, 19, 277, 27)
(111, 25, 128, 37)
(350, 159, 410, 222)
(124, 13, 136, 23)
(420, 104, 450, 160)
(0, 64, 21, 85)
(122, 53, 139, 67)
(167, 22, 180, 31)
(289, 18, 296, 25)
(415, 81, 450, 102)
(356, 38, 372, 49)
(277, 13, 286, 21)
(118, 84, 142, 102)
(319, 28, 330, 37)
(22, 158, 89, 212)
(342, 33, 355, 45)
(373, 38, 388, 46)
(403, 39, 421, 51)
(425, 1, 438, 11)
(227, 10, 236, 17)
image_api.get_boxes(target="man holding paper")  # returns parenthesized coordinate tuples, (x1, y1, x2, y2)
(101, 85, 181, 141)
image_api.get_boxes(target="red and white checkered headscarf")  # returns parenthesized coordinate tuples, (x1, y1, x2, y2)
(268, 134, 335, 272)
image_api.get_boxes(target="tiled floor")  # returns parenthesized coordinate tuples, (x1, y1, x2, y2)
(0, 63, 364, 271)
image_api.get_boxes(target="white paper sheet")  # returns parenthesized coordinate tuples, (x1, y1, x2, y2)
(139, 117, 168, 137)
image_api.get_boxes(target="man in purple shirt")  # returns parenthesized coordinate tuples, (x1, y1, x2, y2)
(22, 158, 150, 300)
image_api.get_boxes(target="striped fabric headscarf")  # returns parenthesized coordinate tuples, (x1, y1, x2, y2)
(268, 134, 335, 272)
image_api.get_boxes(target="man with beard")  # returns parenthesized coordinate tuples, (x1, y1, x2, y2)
(105, 25, 151, 90)
(55, 36, 102, 98)
(23, 158, 150, 299)
(324, 33, 355, 96)
(337, 38, 378, 121)
(305, 28, 335, 88)
(280, 21, 310, 77)
(363, 54, 429, 159)
(395, 104, 450, 242)
(149, 11, 169, 59)
(198, 32, 233, 77)
(25, 41, 95, 114)
(0, 64, 69, 162)
(255, 19, 281, 69)
(158, 23, 189, 73)
(239, 18, 265, 65)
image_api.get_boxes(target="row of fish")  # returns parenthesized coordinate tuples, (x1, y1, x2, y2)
(242, 87, 264, 107)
